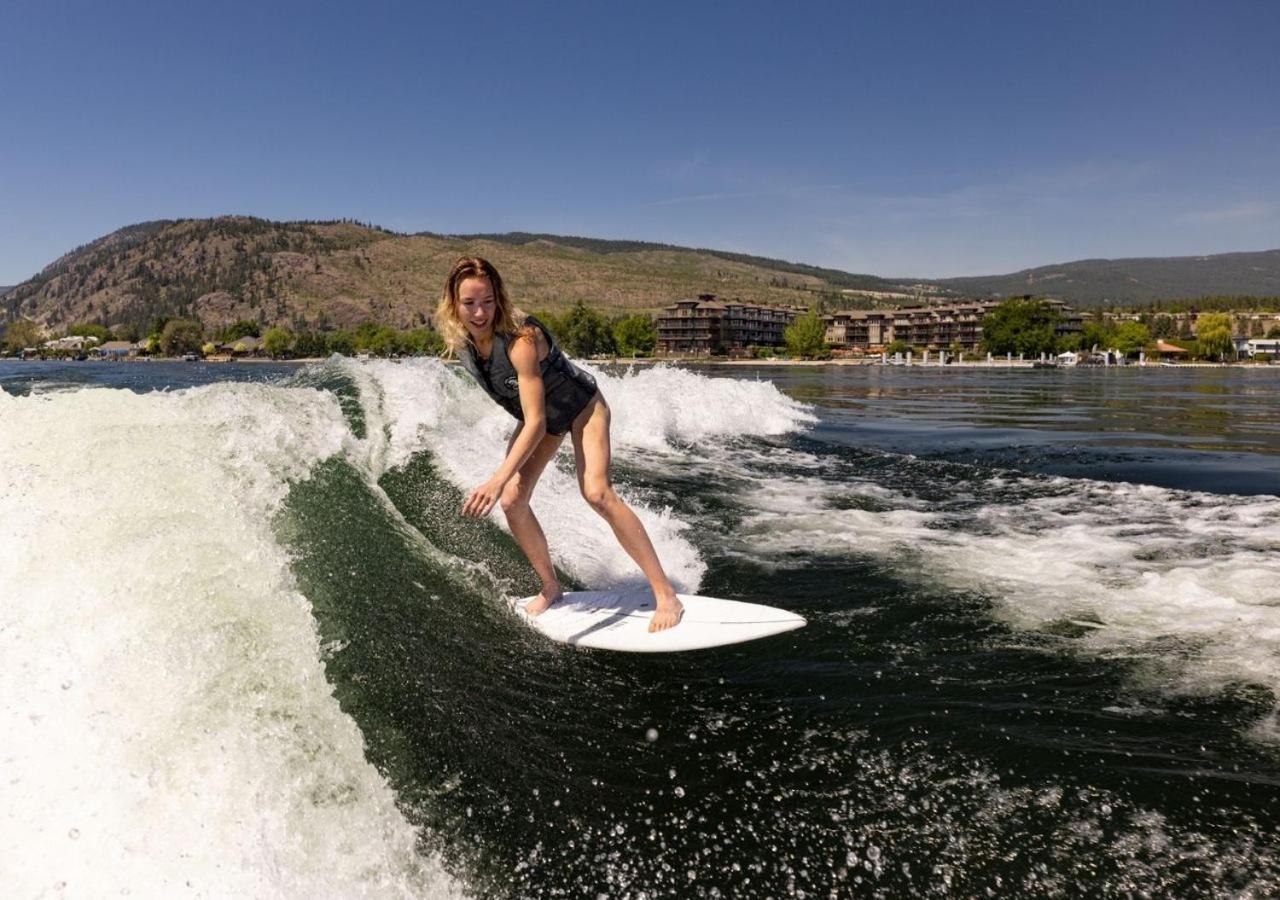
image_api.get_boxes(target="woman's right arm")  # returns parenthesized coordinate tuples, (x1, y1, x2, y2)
(461, 333, 547, 517)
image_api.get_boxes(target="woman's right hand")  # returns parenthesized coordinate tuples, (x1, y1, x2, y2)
(461, 478, 504, 518)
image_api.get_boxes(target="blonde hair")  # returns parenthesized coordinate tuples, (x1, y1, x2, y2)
(435, 256, 524, 353)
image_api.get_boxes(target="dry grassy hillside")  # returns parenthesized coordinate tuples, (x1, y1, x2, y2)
(2, 216, 884, 334)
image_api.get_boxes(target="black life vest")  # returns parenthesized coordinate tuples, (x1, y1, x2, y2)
(457, 316, 596, 425)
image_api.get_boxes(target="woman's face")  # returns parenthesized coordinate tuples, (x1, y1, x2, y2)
(457, 276, 497, 341)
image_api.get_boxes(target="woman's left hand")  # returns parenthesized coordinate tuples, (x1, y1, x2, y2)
(462, 478, 505, 518)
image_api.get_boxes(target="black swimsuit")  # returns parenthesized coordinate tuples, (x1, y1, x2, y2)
(458, 316, 599, 436)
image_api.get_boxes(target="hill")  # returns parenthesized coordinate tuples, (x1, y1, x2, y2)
(933, 249, 1280, 305)
(4, 216, 1279, 336)
(451, 232, 908, 293)
(1, 217, 919, 335)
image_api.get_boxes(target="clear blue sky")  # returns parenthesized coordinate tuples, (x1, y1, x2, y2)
(2, 0, 1277, 284)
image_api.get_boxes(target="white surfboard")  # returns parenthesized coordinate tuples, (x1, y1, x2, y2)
(514, 590, 806, 652)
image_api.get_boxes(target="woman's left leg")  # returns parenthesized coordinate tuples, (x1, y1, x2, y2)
(571, 395, 683, 632)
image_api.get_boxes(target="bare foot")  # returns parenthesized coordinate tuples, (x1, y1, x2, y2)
(648, 593, 684, 632)
(522, 586, 562, 617)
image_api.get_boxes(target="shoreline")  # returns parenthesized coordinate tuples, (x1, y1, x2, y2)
(597, 357, 1278, 370)
(6, 355, 1275, 371)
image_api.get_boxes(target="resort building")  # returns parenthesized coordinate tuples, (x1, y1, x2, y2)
(656, 295, 805, 356)
(824, 299, 1082, 352)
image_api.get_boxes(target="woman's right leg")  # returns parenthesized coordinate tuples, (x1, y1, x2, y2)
(500, 426, 566, 615)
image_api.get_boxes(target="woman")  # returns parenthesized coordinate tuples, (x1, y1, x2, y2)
(436, 256, 683, 632)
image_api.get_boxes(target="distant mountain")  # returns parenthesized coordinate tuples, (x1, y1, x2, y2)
(451, 231, 906, 294)
(3, 216, 1278, 335)
(933, 249, 1280, 305)
(1, 217, 924, 334)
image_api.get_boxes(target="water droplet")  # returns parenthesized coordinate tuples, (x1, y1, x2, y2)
(645, 727, 659, 743)
(68, 828, 80, 839)
(674, 786, 685, 798)
(668, 769, 677, 780)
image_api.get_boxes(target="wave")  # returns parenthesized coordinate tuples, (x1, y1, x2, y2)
(722, 451, 1280, 743)
(0, 358, 814, 895)
(0, 383, 458, 897)
(351, 358, 813, 592)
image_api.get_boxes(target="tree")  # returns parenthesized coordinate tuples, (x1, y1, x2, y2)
(2, 318, 42, 352)
(1149, 315, 1176, 338)
(353, 321, 381, 351)
(530, 310, 565, 338)
(980, 298, 1061, 356)
(1195, 312, 1233, 360)
(1079, 319, 1114, 350)
(366, 326, 400, 356)
(612, 314, 657, 357)
(558, 301, 616, 357)
(159, 319, 204, 356)
(402, 328, 445, 356)
(783, 311, 827, 358)
(1266, 325, 1280, 339)
(112, 323, 141, 342)
(1112, 321, 1151, 355)
(326, 330, 356, 356)
(293, 332, 329, 358)
(67, 323, 111, 343)
(1056, 333, 1083, 352)
(884, 339, 911, 356)
(262, 327, 293, 359)
(224, 319, 261, 340)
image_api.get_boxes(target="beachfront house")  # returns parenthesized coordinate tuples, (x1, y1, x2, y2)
(221, 336, 264, 356)
(1153, 340, 1189, 361)
(42, 335, 100, 352)
(95, 340, 136, 359)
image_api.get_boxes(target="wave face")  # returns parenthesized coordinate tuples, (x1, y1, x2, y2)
(0, 381, 458, 897)
(4, 357, 1280, 898)
(0, 359, 814, 896)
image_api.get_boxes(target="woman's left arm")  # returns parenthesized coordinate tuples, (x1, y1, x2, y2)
(461, 334, 548, 517)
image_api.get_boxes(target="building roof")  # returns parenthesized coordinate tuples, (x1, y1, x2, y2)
(1155, 340, 1187, 353)
(98, 341, 133, 351)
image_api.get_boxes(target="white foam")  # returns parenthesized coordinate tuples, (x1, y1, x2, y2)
(581, 363, 817, 453)
(355, 358, 814, 594)
(0, 385, 459, 897)
(734, 465, 1280, 736)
